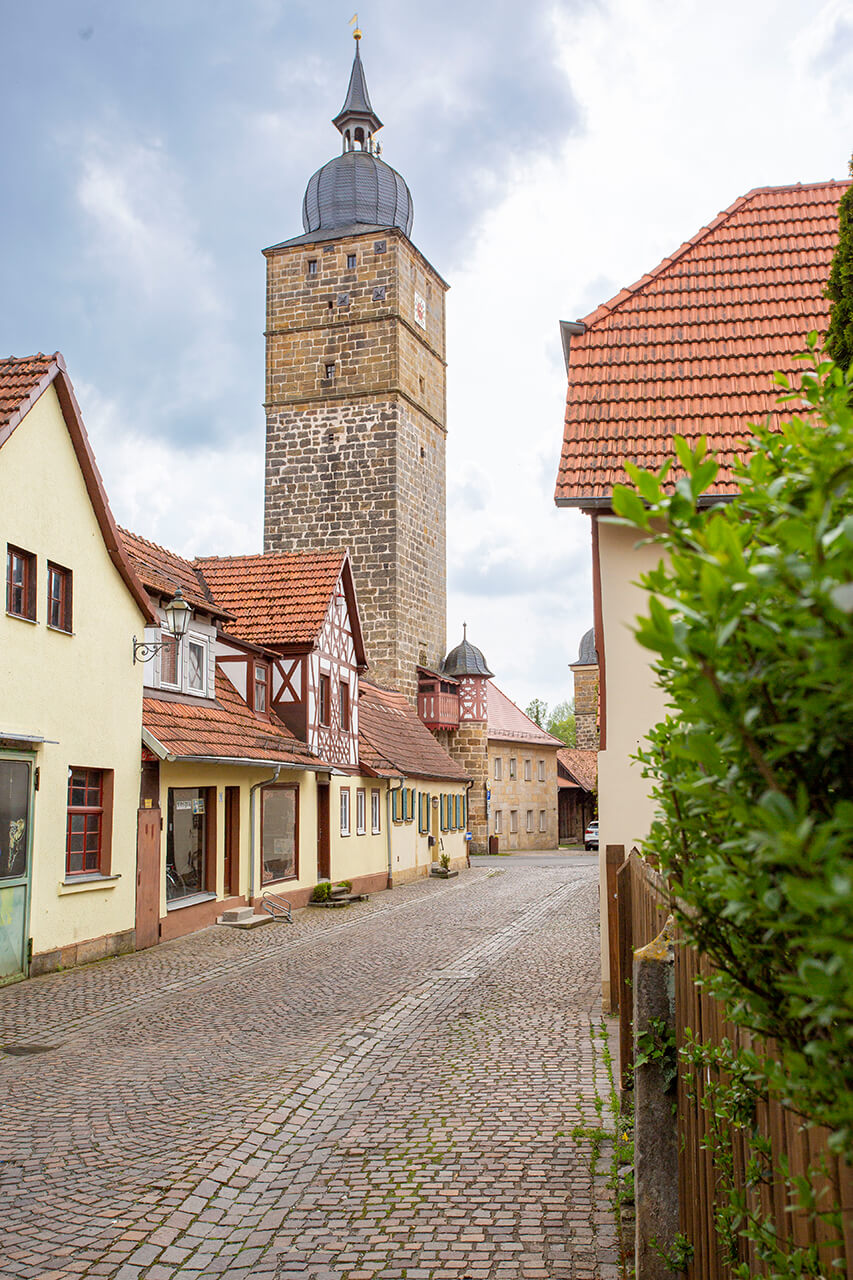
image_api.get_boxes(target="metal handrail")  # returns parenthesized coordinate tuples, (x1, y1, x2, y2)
(261, 892, 292, 923)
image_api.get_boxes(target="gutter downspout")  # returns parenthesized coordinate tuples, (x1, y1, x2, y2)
(386, 775, 405, 890)
(249, 766, 281, 907)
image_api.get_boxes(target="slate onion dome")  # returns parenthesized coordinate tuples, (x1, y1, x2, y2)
(442, 624, 494, 679)
(577, 627, 598, 665)
(302, 30, 414, 237)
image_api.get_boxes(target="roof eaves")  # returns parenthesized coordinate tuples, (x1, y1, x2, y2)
(559, 320, 586, 375)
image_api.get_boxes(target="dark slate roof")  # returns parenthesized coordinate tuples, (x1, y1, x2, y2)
(442, 630, 493, 679)
(302, 150, 413, 237)
(332, 43, 382, 135)
(576, 627, 598, 665)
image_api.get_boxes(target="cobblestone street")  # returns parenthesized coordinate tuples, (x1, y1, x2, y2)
(0, 860, 622, 1280)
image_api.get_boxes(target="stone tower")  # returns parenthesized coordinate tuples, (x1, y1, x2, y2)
(263, 34, 447, 699)
(438, 628, 493, 854)
(571, 628, 599, 750)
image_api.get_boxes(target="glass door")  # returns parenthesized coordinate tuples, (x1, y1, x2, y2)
(0, 755, 34, 982)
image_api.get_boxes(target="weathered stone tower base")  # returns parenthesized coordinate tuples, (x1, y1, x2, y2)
(438, 721, 489, 853)
(572, 664, 599, 750)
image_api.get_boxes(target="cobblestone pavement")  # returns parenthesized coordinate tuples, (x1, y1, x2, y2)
(0, 862, 623, 1280)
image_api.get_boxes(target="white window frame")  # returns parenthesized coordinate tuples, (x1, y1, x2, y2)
(539, 810, 547, 833)
(510, 809, 518, 834)
(538, 759, 546, 782)
(494, 809, 503, 834)
(340, 787, 351, 836)
(526, 809, 534, 833)
(159, 632, 181, 690)
(524, 758, 532, 782)
(371, 788, 381, 834)
(186, 634, 208, 697)
(356, 787, 366, 835)
(509, 758, 517, 780)
(494, 757, 502, 781)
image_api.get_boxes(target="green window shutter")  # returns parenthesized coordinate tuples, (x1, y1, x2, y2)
(407, 788, 415, 822)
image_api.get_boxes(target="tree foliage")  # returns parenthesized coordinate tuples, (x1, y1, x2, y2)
(525, 698, 576, 744)
(826, 155, 853, 374)
(611, 338, 853, 1159)
(525, 698, 548, 727)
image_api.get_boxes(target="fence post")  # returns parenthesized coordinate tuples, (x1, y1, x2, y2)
(617, 855, 633, 1092)
(634, 916, 679, 1279)
(605, 844, 624, 1014)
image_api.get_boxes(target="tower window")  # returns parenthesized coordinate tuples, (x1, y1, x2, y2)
(347, 253, 357, 270)
(325, 363, 335, 379)
(419, 375, 425, 394)
(307, 259, 318, 276)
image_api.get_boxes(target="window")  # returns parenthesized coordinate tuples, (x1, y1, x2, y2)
(47, 562, 72, 632)
(340, 787, 351, 836)
(325, 363, 335, 379)
(261, 785, 298, 882)
(406, 787, 415, 823)
(494, 809, 503, 835)
(66, 768, 110, 876)
(538, 759, 546, 782)
(439, 794, 446, 831)
(347, 253, 357, 269)
(160, 634, 180, 688)
(392, 787, 403, 823)
(356, 787, 366, 835)
(254, 664, 268, 714)
(167, 786, 211, 899)
(307, 258, 318, 275)
(187, 638, 207, 694)
(524, 759, 532, 782)
(418, 791, 429, 834)
(494, 757, 502, 781)
(339, 680, 350, 731)
(6, 546, 36, 620)
(509, 758, 517, 780)
(371, 788, 381, 834)
(526, 809, 534, 833)
(319, 674, 331, 726)
(510, 809, 518, 834)
(539, 810, 547, 833)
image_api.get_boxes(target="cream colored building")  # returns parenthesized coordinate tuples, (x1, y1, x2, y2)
(0, 354, 154, 980)
(487, 685, 561, 852)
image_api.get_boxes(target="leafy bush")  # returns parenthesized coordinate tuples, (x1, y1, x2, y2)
(311, 881, 331, 902)
(611, 340, 853, 1158)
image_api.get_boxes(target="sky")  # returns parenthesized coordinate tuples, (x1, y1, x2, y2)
(2, 0, 852, 712)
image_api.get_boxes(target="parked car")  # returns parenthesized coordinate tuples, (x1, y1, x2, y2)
(584, 820, 599, 851)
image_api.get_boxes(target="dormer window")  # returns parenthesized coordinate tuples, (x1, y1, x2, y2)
(160, 634, 180, 688)
(187, 637, 208, 695)
(254, 663, 268, 714)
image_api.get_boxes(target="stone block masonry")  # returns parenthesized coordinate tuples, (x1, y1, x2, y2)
(573, 665, 599, 750)
(264, 228, 448, 698)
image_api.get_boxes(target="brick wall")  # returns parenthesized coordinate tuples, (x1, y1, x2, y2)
(264, 227, 447, 699)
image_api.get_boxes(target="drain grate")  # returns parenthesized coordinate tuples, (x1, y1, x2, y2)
(1, 1043, 56, 1056)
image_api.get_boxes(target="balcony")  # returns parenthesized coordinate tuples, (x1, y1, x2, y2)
(418, 689, 459, 730)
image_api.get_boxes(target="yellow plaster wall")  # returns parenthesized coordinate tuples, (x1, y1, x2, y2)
(329, 776, 388, 884)
(0, 386, 147, 954)
(388, 782, 469, 882)
(596, 519, 668, 995)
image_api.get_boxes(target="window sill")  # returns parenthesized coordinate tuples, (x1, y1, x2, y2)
(166, 891, 217, 912)
(59, 873, 120, 895)
(261, 875, 297, 888)
(47, 625, 74, 636)
(6, 612, 37, 625)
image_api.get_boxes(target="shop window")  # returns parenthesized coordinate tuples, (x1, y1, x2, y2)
(371, 788, 381, 834)
(356, 787, 366, 835)
(47, 562, 72, 632)
(319, 674, 331, 726)
(524, 759, 532, 782)
(66, 768, 113, 876)
(509, 758, 517, 780)
(340, 786, 351, 836)
(187, 637, 208, 695)
(510, 809, 518, 834)
(262, 785, 298, 883)
(166, 787, 211, 900)
(494, 757, 502, 781)
(339, 680, 350, 731)
(253, 663, 268, 713)
(6, 546, 36, 621)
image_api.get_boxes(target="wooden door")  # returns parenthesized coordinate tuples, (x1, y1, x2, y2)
(135, 807, 161, 950)
(224, 787, 240, 897)
(317, 784, 330, 880)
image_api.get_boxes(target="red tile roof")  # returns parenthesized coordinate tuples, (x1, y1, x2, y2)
(1, 354, 155, 623)
(557, 747, 597, 793)
(195, 550, 348, 647)
(487, 684, 564, 747)
(143, 664, 318, 766)
(555, 181, 850, 507)
(358, 681, 470, 782)
(120, 529, 232, 618)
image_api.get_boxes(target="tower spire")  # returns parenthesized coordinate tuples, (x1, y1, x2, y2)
(332, 34, 383, 152)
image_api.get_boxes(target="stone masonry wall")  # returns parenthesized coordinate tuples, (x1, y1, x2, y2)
(264, 227, 447, 699)
(438, 721, 489, 853)
(572, 665, 599, 750)
(488, 744, 560, 851)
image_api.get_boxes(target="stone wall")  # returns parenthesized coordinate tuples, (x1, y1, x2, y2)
(264, 227, 448, 698)
(572, 664, 599, 750)
(488, 744, 560, 851)
(437, 721, 489, 852)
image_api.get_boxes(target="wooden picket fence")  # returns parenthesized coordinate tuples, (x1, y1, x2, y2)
(615, 848, 853, 1278)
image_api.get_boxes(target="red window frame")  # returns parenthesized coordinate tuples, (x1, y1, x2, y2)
(47, 562, 73, 632)
(339, 680, 350, 731)
(66, 767, 110, 876)
(319, 673, 331, 726)
(6, 545, 36, 620)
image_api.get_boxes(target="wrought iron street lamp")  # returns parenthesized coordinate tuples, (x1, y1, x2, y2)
(132, 587, 192, 664)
